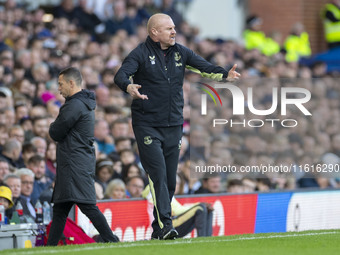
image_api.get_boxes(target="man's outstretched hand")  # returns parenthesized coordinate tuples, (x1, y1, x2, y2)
(127, 84, 149, 100)
(227, 64, 241, 82)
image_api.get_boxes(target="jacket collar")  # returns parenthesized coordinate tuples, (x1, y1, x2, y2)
(146, 36, 174, 52)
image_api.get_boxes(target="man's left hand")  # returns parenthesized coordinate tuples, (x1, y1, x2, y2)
(227, 64, 241, 81)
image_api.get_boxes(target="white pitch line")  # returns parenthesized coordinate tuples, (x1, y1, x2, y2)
(6, 231, 339, 255)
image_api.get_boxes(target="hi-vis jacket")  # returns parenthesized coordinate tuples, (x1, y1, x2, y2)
(114, 36, 229, 127)
(322, 3, 340, 43)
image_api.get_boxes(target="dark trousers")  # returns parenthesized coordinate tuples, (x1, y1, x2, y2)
(133, 125, 182, 231)
(46, 202, 117, 246)
(173, 203, 213, 237)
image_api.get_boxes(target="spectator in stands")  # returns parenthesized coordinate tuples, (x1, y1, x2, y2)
(94, 181, 104, 200)
(242, 177, 257, 193)
(94, 119, 115, 156)
(8, 125, 25, 145)
(26, 154, 52, 204)
(0, 138, 23, 169)
(0, 123, 8, 154)
(31, 116, 49, 139)
(14, 102, 29, 125)
(103, 105, 122, 125)
(121, 163, 144, 183)
(110, 118, 130, 139)
(95, 158, 115, 192)
(176, 160, 200, 194)
(127, 0, 151, 27)
(126, 175, 145, 198)
(16, 168, 36, 222)
(105, 0, 135, 36)
(0, 157, 10, 185)
(160, 0, 183, 28)
(0, 185, 14, 219)
(30, 136, 47, 157)
(53, 0, 101, 36)
(226, 179, 244, 193)
(0, 91, 9, 109)
(45, 141, 57, 180)
(321, 0, 340, 49)
(119, 148, 136, 167)
(95, 86, 110, 107)
(3, 174, 21, 219)
(21, 143, 37, 167)
(284, 22, 311, 62)
(104, 178, 127, 199)
(256, 177, 272, 192)
(195, 173, 222, 194)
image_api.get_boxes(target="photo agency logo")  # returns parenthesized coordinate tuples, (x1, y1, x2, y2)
(199, 82, 312, 128)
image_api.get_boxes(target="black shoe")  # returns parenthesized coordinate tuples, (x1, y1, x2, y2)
(151, 229, 162, 240)
(162, 225, 178, 240)
(112, 234, 120, 242)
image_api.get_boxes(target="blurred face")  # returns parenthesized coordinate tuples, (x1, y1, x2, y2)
(127, 165, 140, 178)
(116, 140, 131, 153)
(111, 123, 129, 138)
(111, 185, 125, 199)
(33, 118, 49, 138)
(28, 161, 46, 180)
(0, 97, 7, 109)
(6, 177, 21, 198)
(94, 120, 109, 140)
(98, 166, 112, 183)
(154, 16, 176, 50)
(33, 139, 47, 157)
(46, 142, 56, 161)
(120, 151, 135, 165)
(0, 197, 9, 209)
(0, 128, 8, 146)
(20, 175, 34, 196)
(205, 177, 221, 193)
(127, 178, 144, 198)
(10, 128, 25, 144)
(0, 161, 10, 181)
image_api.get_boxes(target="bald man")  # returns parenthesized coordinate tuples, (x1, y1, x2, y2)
(115, 13, 240, 240)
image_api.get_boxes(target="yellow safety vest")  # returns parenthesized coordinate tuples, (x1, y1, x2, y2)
(284, 32, 311, 62)
(244, 29, 280, 56)
(322, 4, 340, 43)
(262, 37, 280, 56)
(243, 29, 266, 51)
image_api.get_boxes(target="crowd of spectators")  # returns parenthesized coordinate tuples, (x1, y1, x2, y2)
(0, 0, 340, 222)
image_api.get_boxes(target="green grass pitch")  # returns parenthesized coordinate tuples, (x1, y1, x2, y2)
(2, 230, 340, 255)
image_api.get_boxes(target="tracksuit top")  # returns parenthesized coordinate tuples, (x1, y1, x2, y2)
(114, 36, 229, 127)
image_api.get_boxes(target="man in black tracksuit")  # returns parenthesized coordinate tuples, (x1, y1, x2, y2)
(114, 13, 240, 240)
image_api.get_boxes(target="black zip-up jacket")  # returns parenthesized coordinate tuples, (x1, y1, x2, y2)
(49, 90, 97, 204)
(114, 36, 229, 127)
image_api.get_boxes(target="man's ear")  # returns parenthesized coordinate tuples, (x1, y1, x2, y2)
(151, 27, 158, 37)
(69, 79, 75, 88)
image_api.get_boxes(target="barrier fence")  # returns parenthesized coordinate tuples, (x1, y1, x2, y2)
(75, 188, 340, 241)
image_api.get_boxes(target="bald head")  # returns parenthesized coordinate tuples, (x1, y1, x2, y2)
(147, 13, 172, 36)
(147, 13, 176, 50)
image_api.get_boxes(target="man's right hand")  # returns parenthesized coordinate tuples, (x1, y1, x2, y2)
(127, 84, 149, 100)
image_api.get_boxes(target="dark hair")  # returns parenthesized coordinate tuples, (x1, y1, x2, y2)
(126, 175, 144, 186)
(59, 67, 82, 87)
(121, 163, 142, 182)
(28, 154, 45, 165)
(32, 115, 47, 125)
(227, 179, 243, 189)
(22, 143, 37, 154)
(95, 158, 114, 176)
